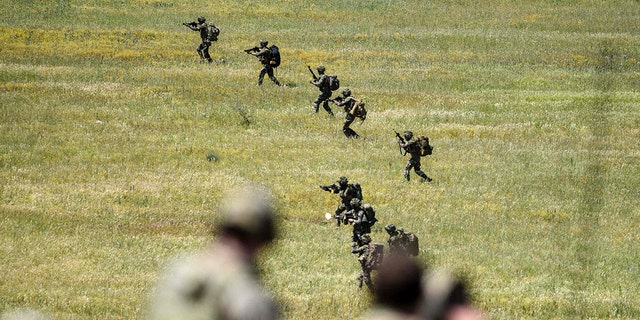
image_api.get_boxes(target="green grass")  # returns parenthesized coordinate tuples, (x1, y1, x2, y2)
(1, 0, 640, 319)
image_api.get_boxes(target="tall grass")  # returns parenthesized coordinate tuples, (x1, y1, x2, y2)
(1, 0, 639, 319)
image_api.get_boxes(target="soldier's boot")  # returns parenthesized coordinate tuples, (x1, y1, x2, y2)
(323, 101, 334, 116)
(417, 170, 432, 182)
(313, 102, 320, 113)
(404, 170, 411, 182)
(357, 275, 363, 288)
(257, 75, 265, 86)
(197, 50, 205, 61)
(272, 77, 282, 86)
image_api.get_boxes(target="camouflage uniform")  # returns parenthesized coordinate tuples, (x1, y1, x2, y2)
(310, 66, 334, 115)
(148, 184, 280, 320)
(149, 243, 279, 320)
(351, 235, 374, 291)
(332, 177, 363, 224)
(184, 16, 214, 63)
(349, 199, 371, 245)
(398, 131, 432, 182)
(385, 224, 407, 256)
(331, 88, 359, 138)
(250, 40, 281, 86)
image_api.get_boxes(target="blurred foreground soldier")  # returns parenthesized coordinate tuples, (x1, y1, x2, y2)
(385, 224, 419, 257)
(148, 184, 280, 320)
(395, 130, 433, 182)
(422, 270, 484, 320)
(362, 256, 424, 320)
(330, 88, 367, 139)
(183, 16, 219, 63)
(245, 40, 282, 86)
(320, 176, 363, 226)
(308, 65, 335, 115)
(351, 234, 383, 291)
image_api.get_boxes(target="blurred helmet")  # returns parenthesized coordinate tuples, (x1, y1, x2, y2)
(360, 234, 371, 244)
(317, 65, 326, 73)
(337, 176, 348, 185)
(350, 198, 361, 207)
(342, 88, 351, 97)
(197, 16, 206, 23)
(385, 224, 396, 233)
(259, 40, 268, 47)
(403, 131, 414, 141)
(218, 184, 276, 243)
(363, 204, 372, 211)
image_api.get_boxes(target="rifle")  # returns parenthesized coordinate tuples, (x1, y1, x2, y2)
(325, 211, 355, 226)
(394, 129, 406, 156)
(319, 184, 340, 193)
(328, 96, 343, 105)
(243, 46, 259, 54)
(307, 65, 318, 80)
(182, 21, 198, 28)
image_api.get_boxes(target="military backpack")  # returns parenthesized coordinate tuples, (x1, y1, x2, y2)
(269, 45, 281, 68)
(365, 243, 385, 270)
(415, 136, 433, 156)
(404, 232, 419, 256)
(349, 99, 367, 121)
(205, 23, 220, 41)
(328, 75, 340, 91)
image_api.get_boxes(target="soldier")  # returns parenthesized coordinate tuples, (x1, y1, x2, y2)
(385, 224, 419, 257)
(183, 16, 217, 63)
(320, 176, 363, 226)
(349, 198, 371, 245)
(397, 130, 433, 182)
(330, 88, 361, 138)
(309, 65, 334, 115)
(247, 40, 282, 86)
(148, 184, 280, 320)
(351, 234, 379, 291)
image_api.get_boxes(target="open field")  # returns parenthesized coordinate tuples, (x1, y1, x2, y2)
(1, 0, 640, 319)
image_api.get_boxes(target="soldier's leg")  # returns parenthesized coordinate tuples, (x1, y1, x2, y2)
(322, 99, 334, 116)
(413, 161, 432, 182)
(404, 162, 412, 181)
(258, 67, 267, 85)
(313, 96, 322, 113)
(202, 42, 213, 62)
(266, 66, 281, 86)
(363, 270, 374, 291)
(196, 43, 206, 60)
(343, 116, 359, 138)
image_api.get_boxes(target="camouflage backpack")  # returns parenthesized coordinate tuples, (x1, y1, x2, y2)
(404, 232, 419, 256)
(328, 75, 340, 91)
(365, 243, 385, 270)
(349, 99, 367, 121)
(205, 23, 220, 41)
(415, 136, 433, 156)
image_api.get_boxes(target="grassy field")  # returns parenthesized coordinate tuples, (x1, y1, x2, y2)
(1, 0, 640, 319)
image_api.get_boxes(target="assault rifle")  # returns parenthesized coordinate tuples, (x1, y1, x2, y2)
(243, 46, 259, 54)
(183, 21, 198, 28)
(324, 210, 355, 226)
(307, 65, 318, 80)
(319, 184, 340, 193)
(394, 129, 406, 156)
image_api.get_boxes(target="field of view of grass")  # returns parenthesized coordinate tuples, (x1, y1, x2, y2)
(1, 0, 639, 319)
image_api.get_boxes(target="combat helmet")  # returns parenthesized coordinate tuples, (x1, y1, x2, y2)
(197, 16, 206, 23)
(403, 131, 414, 141)
(350, 198, 362, 208)
(317, 65, 326, 73)
(337, 176, 348, 185)
(342, 88, 351, 97)
(385, 224, 397, 233)
(360, 234, 371, 244)
(259, 40, 268, 47)
(218, 184, 276, 243)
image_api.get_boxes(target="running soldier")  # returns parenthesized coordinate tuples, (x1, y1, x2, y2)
(351, 234, 383, 291)
(320, 176, 363, 226)
(183, 16, 219, 63)
(385, 224, 419, 257)
(246, 40, 282, 86)
(309, 65, 335, 115)
(330, 88, 366, 138)
(396, 130, 433, 182)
